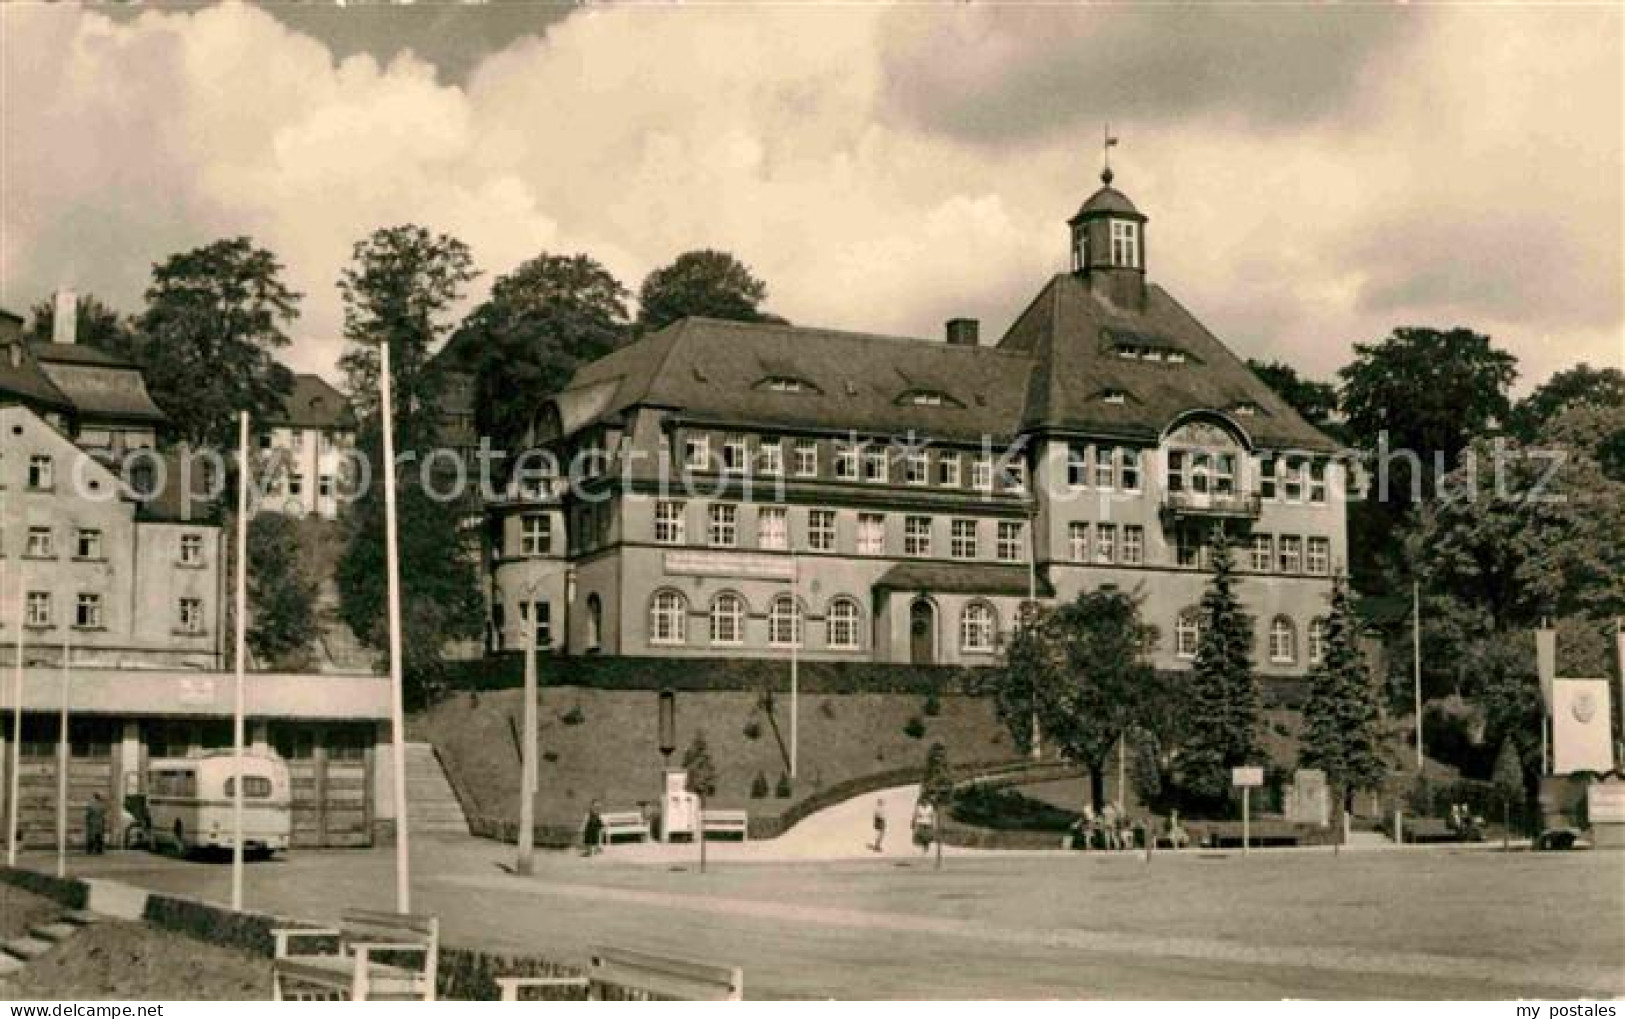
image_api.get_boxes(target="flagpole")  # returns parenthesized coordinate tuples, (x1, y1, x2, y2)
(231, 411, 249, 912)
(1412, 579, 1423, 772)
(56, 631, 69, 879)
(8, 564, 26, 867)
(789, 554, 798, 780)
(380, 340, 412, 914)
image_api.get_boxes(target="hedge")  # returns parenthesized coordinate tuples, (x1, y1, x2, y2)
(441, 655, 979, 696)
(437, 654, 1309, 708)
(142, 893, 294, 958)
(0, 866, 89, 909)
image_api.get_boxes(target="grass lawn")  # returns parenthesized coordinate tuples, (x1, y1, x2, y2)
(416, 686, 1016, 828)
(0, 886, 63, 943)
(4, 919, 269, 1000)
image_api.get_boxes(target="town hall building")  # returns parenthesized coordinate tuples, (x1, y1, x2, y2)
(486, 167, 1345, 677)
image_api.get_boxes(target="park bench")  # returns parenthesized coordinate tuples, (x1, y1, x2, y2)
(1383, 817, 1482, 844)
(271, 909, 439, 1001)
(498, 944, 743, 1001)
(701, 809, 749, 842)
(597, 811, 652, 846)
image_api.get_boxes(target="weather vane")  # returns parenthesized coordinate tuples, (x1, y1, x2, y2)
(1102, 124, 1120, 184)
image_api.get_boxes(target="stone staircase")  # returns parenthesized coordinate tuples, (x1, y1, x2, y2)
(313, 578, 378, 674)
(0, 909, 96, 986)
(404, 742, 471, 837)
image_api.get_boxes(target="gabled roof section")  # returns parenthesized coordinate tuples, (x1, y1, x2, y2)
(998, 274, 1337, 452)
(0, 340, 74, 415)
(557, 317, 1034, 443)
(30, 341, 167, 424)
(269, 374, 356, 431)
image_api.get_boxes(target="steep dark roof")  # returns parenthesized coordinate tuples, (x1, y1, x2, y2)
(28, 343, 167, 424)
(0, 340, 74, 414)
(998, 274, 1337, 452)
(560, 317, 1033, 443)
(269, 374, 356, 431)
(873, 562, 1054, 599)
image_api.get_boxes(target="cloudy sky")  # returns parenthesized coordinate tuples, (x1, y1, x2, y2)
(2, 1, 1620, 393)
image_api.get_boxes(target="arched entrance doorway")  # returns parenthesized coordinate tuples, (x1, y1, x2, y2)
(909, 598, 936, 665)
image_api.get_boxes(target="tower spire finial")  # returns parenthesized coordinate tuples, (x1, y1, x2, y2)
(1101, 124, 1119, 185)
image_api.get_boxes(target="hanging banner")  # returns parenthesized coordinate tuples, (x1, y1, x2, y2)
(1534, 627, 1556, 710)
(1551, 679, 1613, 775)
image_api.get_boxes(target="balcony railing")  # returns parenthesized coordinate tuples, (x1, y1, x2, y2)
(1161, 490, 1262, 519)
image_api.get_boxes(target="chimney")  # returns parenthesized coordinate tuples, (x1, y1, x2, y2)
(52, 288, 77, 345)
(945, 317, 979, 347)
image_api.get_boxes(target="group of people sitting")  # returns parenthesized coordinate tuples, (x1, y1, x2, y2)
(1447, 802, 1485, 840)
(1068, 803, 1193, 851)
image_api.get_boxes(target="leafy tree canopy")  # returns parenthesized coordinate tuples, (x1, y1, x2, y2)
(245, 511, 320, 669)
(338, 224, 477, 447)
(1246, 359, 1341, 434)
(636, 249, 779, 333)
(456, 252, 629, 451)
(1511, 364, 1625, 441)
(135, 237, 300, 448)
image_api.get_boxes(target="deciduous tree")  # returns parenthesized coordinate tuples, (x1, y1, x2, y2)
(636, 249, 779, 333)
(27, 292, 141, 362)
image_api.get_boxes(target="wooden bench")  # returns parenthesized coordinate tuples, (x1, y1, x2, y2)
(597, 811, 652, 846)
(1385, 817, 1480, 844)
(701, 809, 749, 842)
(271, 910, 438, 1001)
(498, 945, 743, 1001)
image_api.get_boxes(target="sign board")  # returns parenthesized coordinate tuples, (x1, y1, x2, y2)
(1231, 766, 1264, 788)
(1588, 779, 1625, 826)
(664, 550, 796, 582)
(1552, 679, 1613, 775)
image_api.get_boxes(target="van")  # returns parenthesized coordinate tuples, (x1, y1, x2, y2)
(144, 751, 292, 857)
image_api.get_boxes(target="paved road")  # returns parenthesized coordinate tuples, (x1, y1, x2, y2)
(40, 839, 1625, 999)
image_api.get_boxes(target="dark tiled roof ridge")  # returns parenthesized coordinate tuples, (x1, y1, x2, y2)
(676, 315, 1034, 359)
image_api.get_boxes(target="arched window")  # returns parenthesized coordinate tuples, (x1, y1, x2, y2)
(710, 592, 745, 646)
(826, 597, 862, 651)
(1308, 617, 1326, 666)
(1175, 607, 1201, 659)
(649, 589, 687, 646)
(768, 594, 802, 648)
(960, 601, 996, 653)
(585, 594, 602, 651)
(1269, 616, 1296, 664)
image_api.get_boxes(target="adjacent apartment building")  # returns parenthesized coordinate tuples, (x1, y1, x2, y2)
(488, 168, 1344, 676)
(257, 372, 357, 520)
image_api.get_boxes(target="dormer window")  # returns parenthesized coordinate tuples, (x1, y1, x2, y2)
(1165, 351, 1187, 364)
(1101, 389, 1128, 405)
(1232, 403, 1260, 418)
(897, 390, 959, 408)
(1110, 220, 1140, 268)
(759, 375, 819, 394)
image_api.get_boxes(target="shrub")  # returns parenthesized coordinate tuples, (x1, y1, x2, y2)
(819, 699, 837, 719)
(775, 772, 792, 798)
(949, 786, 1077, 833)
(750, 772, 770, 799)
(922, 691, 942, 717)
(541, 750, 559, 764)
(903, 716, 926, 740)
(560, 704, 585, 726)
(742, 719, 763, 741)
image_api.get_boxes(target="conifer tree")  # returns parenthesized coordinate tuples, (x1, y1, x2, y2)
(920, 742, 954, 808)
(1300, 576, 1387, 817)
(683, 730, 719, 799)
(1491, 738, 1524, 849)
(1180, 529, 1260, 804)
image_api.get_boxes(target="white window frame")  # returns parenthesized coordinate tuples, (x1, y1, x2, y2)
(937, 452, 961, 488)
(793, 439, 819, 477)
(904, 516, 932, 557)
(28, 455, 53, 490)
(1251, 534, 1273, 572)
(722, 434, 747, 474)
(1093, 446, 1114, 489)
(76, 592, 102, 629)
(808, 509, 836, 552)
(835, 444, 859, 480)
(1175, 608, 1201, 659)
(1120, 448, 1141, 492)
(1122, 525, 1143, 565)
(684, 435, 710, 471)
(26, 591, 52, 627)
(1110, 219, 1140, 268)
(519, 514, 549, 557)
(996, 521, 1023, 563)
(971, 457, 993, 492)
(826, 598, 861, 650)
(26, 526, 53, 558)
(1067, 443, 1089, 488)
(1307, 537, 1330, 575)
(862, 446, 888, 483)
(757, 437, 783, 477)
(708, 504, 738, 548)
(1269, 617, 1297, 664)
(1095, 523, 1116, 564)
(950, 519, 978, 560)
(1279, 536, 1303, 574)
(856, 513, 884, 555)
(178, 597, 204, 635)
(758, 506, 788, 550)
(960, 602, 996, 654)
(905, 450, 928, 485)
(654, 501, 686, 545)
(768, 595, 803, 648)
(1069, 522, 1089, 563)
(709, 593, 745, 646)
(76, 529, 102, 560)
(650, 590, 688, 645)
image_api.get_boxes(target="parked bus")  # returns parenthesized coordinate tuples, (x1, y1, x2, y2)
(143, 751, 292, 857)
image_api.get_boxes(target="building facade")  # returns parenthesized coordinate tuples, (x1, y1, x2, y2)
(256, 373, 357, 520)
(486, 171, 1345, 677)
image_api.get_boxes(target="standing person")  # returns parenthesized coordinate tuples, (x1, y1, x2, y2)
(1079, 803, 1097, 850)
(1101, 801, 1120, 851)
(582, 800, 604, 857)
(85, 793, 107, 855)
(912, 800, 936, 854)
(870, 797, 887, 852)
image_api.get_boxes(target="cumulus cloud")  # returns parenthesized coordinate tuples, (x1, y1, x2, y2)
(0, 1, 1618, 394)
